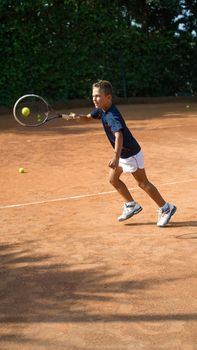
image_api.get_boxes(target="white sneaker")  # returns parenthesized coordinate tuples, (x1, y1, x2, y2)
(157, 203, 177, 227)
(118, 202, 143, 222)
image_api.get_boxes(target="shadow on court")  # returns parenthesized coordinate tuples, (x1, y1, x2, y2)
(171, 220, 197, 227)
(0, 241, 197, 326)
(125, 220, 197, 228)
(1, 101, 196, 133)
(176, 233, 197, 239)
(0, 117, 99, 136)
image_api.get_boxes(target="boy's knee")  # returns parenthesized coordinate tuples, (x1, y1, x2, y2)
(109, 176, 118, 187)
(137, 180, 149, 190)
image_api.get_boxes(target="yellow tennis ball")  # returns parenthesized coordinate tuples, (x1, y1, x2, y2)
(19, 167, 25, 173)
(186, 105, 190, 109)
(37, 114, 42, 122)
(22, 107, 30, 117)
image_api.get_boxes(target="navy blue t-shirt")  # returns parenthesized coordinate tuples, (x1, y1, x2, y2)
(91, 104, 141, 159)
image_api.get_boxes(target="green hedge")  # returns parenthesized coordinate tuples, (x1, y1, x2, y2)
(0, 1, 196, 106)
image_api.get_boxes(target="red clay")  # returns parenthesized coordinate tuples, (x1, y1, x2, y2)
(0, 103, 197, 349)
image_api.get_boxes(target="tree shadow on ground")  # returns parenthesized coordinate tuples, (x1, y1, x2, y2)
(1, 101, 197, 133)
(0, 241, 196, 325)
(0, 240, 197, 348)
(0, 113, 100, 136)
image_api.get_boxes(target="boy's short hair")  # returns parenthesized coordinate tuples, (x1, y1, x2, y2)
(92, 80, 113, 96)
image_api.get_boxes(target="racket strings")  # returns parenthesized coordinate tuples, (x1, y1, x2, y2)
(14, 96, 48, 126)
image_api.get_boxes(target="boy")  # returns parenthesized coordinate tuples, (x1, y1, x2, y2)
(79, 80, 176, 227)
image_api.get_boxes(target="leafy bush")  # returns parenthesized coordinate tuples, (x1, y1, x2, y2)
(0, 0, 196, 106)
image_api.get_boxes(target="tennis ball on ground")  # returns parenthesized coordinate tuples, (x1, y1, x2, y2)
(186, 105, 190, 109)
(22, 107, 30, 117)
(19, 167, 25, 173)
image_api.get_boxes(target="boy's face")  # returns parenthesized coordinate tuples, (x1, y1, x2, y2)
(92, 87, 112, 111)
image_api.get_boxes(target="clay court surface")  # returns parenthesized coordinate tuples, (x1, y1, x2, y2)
(0, 102, 197, 350)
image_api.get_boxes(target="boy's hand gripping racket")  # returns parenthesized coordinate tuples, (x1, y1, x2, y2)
(13, 94, 80, 127)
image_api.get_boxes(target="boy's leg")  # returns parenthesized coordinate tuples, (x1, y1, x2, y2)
(132, 168, 176, 226)
(109, 166, 133, 202)
(109, 167, 142, 221)
(131, 168, 165, 207)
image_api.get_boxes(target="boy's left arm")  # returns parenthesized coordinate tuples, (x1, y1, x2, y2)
(108, 131, 123, 169)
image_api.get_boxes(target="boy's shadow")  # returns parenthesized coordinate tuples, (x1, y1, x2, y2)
(125, 221, 197, 239)
(169, 221, 197, 228)
(125, 221, 197, 228)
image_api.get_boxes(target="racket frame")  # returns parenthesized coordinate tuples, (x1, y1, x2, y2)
(13, 94, 74, 127)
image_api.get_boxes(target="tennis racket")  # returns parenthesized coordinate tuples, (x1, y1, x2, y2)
(13, 94, 80, 127)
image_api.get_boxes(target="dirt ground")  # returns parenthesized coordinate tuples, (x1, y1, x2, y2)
(0, 102, 197, 350)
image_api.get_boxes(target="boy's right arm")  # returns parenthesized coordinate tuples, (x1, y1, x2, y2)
(62, 108, 99, 121)
(76, 113, 92, 121)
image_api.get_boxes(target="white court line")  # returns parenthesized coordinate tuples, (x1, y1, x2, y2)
(0, 179, 196, 210)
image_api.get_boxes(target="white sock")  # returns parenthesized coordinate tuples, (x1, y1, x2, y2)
(126, 201, 135, 206)
(161, 202, 169, 211)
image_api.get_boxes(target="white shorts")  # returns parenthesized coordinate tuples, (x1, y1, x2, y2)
(119, 150, 144, 173)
